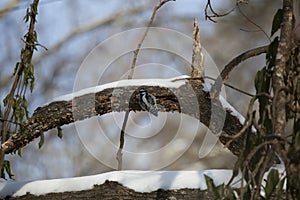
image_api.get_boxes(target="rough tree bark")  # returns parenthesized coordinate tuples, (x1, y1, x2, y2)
(273, 0, 300, 198)
(2, 78, 245, 157)
(6, 180, 216, 200)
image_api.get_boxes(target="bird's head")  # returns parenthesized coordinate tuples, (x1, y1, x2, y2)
(139, 88, 147, 94)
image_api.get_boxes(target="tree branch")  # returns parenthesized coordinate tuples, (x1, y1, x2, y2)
(1, 0, 40, 172)
(0, 0, 20, 18)
(272, 0, 293, 136)
(272, 0, 295, 198)
(211, 45, 268, 98)
(2, 78, 245, 157)
(32, 4, 149, 65)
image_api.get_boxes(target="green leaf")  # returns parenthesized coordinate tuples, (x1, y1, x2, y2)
(271, 9, 283, 36)
(204, 174, 221, 199)
(255, 67, 264, 93)
(13, 62, 20, 76)
(57, 126, 63, 139)
(22, 95, 28, 109)
(23, 9, 30, 22)
(265, 169, 279, 200)
(295, 130, 300, 151)
(255, 67, 271, 122)
(1, 160, 14, 179)
(0, 105, 2, 118)
(18, 148, 22, 157)
(266, 37, 279, 64)
(275, 177, 285, 198)
(3, 94, 9, 107)
(39, 132, 44, 148)
(30, 76, 35, 92)
(296, 78, 300, 97)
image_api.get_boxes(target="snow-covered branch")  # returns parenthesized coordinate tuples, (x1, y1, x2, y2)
(2, 76, 245, 156)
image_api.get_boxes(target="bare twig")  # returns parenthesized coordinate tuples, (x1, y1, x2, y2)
(203, 76, 254, 97)
(0, 118, 25, 127)
(0, 0, 61, 15)
(223, 93, 272, 148)
(210, 45, 268, 99)
(0, 0, 40, 173)
(33, 4, 149, 65)
(117, 0, 175, 170)
(21, 38, 48, 50)
(172, 76, 255, 97)
(237, 4, 271, 42)
(127, 0, 175, 79)
(204, 0, 235, 22)
(0, 0, 20, 18)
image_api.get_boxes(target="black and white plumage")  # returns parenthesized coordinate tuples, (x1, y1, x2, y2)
(139, 88, 159, 117)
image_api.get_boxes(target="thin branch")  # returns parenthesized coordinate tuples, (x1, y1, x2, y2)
(32, 4, 149, 65)
(172, 76, 255, 97)
(127, 0, 175, 79)
(203, 76, 254, 97)
(21, 38, 48, 50)
(223, 92, 272, 148)
(116, 111, 128, 170)
(204, 0, 235, 23)
(117, 0, 175, 170)
(0, 118, 25, 127)
(239, 28, 263, 33)
(210, 45, 268, 99)
(0, 0, 40, 173)
(237, 4, 271, 42)
(0, 0, 61, 15)
(0, 0, 20, 18)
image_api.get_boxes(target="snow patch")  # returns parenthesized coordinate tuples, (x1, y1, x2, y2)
(202, 82, 246, 125)
(0, 167, 285, 198)
(53, 75, 190, 102)
(0, 170, 240, 198)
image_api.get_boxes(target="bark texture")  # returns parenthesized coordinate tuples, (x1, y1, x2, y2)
(2, 79, 244, 157)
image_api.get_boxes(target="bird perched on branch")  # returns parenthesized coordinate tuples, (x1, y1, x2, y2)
(139, 88, 159, 117)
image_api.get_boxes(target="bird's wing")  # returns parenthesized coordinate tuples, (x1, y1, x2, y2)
(142, 94, 151, 109)
(148, 93, 158, 109)
(147, 93, 156, 105)
(139, 95, 147, 110)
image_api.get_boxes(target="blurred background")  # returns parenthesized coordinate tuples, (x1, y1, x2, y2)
(0, 0, 283, 181)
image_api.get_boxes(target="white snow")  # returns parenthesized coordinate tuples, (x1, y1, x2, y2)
(51, 75, 246, 126)
(53, 75, 190, 102)
(202, 82, 246, 124)
(202, 82, 211, 92)
(0, 166, 286, 198)
(219, 96, 246, 124)
(0, 170, 240, 198)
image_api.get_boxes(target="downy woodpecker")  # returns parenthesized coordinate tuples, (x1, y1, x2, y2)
(139, 88, 159, 117)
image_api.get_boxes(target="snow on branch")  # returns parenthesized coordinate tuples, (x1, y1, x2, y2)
(2, 76, 245, 156)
